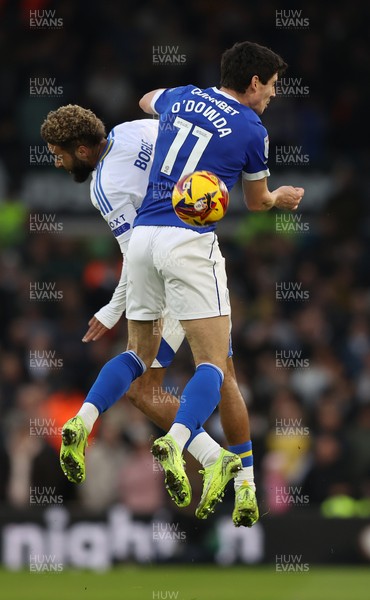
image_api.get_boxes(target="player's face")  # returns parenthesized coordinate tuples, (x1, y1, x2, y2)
(48, 143, 94, 183)
(252, 73, 278, 115)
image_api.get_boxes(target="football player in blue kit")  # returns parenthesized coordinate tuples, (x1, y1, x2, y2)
(130, 41, 303, 519)
(53, 41, 304, 525)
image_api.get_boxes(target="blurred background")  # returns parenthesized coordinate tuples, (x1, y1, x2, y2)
(1, 0, 370, 577)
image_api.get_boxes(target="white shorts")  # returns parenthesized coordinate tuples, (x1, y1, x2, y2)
(126, 226, 231, 321)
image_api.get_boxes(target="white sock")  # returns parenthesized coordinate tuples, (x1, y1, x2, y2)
(168, 423, 191, 452)
(187, 431, 221, 467)
(77, 402, 99, 434)
(234, 466, 256, 491)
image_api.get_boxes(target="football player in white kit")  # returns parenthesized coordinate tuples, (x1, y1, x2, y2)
(41, 104, 258, 526)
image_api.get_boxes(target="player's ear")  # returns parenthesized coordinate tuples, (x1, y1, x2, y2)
(250, 75, 260, 90)
(75, 145, 89, 160)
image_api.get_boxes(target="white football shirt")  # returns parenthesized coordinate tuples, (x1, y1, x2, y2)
(90, 119, 158, 254)
(89, 119, 157, 329)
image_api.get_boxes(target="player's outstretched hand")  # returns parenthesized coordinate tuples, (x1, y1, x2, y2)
(82, 316, 110, 342)
(273, 186, 304, 211)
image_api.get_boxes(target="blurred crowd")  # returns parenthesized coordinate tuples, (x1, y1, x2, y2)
(0, 0, 368, 186)
(0, 0, 369, 520)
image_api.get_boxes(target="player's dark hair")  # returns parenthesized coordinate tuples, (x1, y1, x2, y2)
(220, 41, 287, 93)
(41, 104, 106, 151)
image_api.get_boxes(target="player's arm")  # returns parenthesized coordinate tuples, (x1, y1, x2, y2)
(243, 178, 304, 211)
(139, 89, 166, 114)
(82, 256, 127, 342)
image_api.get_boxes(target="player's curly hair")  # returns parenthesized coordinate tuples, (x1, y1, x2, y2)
(40, 104, 106, 150)
(220, 41, 287, 93)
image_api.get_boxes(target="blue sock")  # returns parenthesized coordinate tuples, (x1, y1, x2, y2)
(174, 363, 224, 435)
(184, 426, 205, 448)
(229, 441, 253, 467)
(85, 351, 145, 413)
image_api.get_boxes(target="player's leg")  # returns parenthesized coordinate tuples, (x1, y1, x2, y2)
(172, 317, 241, 517)
(126, 316, 258, 525)
(153, 228, 232, 448)
(126, 312, 185, 428)
(152, 315, 237, 515)
(127, 353, 236, 473)
(157, 314, 230, 446)
(128, 357, 257, 526)
(127, 314, 226, 448)
(140, 293, 257, 526)
(61, 226, 164, 484)
(149, 228, 242, 516)
(219, 358, 259, 527)
(60, 319, 160, 483)
(220, 359, 250, 444)
(127, 319, 242, 506)
(174, 314, 230, 432)
(126, 367, 177, 429)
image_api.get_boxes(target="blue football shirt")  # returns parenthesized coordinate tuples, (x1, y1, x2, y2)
(135, 85, 270, 231)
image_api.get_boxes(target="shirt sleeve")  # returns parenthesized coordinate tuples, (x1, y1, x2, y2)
(94, 254, 127, 328)
(152, 85, 195, 115)
(242, 122, 270, 181)
(150, 89, 166, 114)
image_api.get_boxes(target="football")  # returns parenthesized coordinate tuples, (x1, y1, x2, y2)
(172, 170, 229, 227)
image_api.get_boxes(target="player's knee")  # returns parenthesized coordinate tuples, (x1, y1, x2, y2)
(127, 337, 159, 369)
